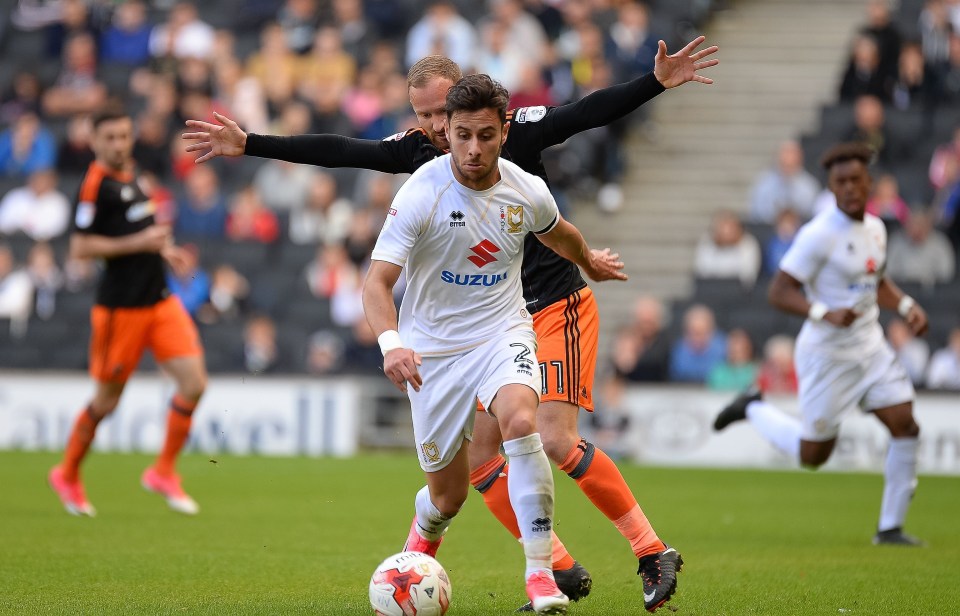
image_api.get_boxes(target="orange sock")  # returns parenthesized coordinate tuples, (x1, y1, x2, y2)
(62, 406, 101, 483)
(470, 455, 576, 570)
(154, 394, 197, 477)
(559, 438, 665, 559)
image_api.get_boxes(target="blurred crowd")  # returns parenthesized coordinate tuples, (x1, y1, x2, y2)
(598, 0, 960, 419)
(0, 0, 709, 374)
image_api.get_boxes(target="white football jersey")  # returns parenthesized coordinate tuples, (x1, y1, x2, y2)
(779, 206, 887, 358)
(371, 154, 560, 356)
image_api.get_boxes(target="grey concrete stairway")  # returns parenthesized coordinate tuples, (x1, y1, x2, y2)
(572, 0, 869, 353)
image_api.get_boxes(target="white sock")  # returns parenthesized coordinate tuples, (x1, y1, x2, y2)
(414, 485, 452, 542)
(746, 401, 801, 460)
(503, 433, 554, 579)
(878, 437, 919, 532)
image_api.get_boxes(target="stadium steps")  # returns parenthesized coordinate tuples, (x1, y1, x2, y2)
(571, 0, 868, 351)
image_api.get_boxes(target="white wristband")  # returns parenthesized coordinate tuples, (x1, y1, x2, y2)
(898, 296, 916, 317)
(377, 330, 403, 356)
(808, 301, 828, 322)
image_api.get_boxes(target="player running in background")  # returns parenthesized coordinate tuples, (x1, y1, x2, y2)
(48, 104, 207, 517)
(713, 142, 928, 546)
(184, 37, 717, 611)
(363, 74, 626, 615)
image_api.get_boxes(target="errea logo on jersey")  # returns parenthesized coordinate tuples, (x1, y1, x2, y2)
(467, 239, 501, 267)
(449, 210, 465, 227)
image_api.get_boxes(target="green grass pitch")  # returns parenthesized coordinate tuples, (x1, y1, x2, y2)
(2, 450, 958, 615)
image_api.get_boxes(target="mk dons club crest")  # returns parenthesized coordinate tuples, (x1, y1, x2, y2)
(506, 206, 523, 234)
(420, 441, 440, 463)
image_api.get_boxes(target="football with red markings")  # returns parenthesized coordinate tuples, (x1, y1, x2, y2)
(369, 551, 451, 616)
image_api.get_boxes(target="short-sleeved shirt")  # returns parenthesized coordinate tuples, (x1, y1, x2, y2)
(73, 161, 168, 308)
(371, 154, 560, 357)
(778, 206, 887, 359)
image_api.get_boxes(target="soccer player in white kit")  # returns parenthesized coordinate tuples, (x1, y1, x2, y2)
(713, 142, 929, 546)
(362, 74, 627, 615)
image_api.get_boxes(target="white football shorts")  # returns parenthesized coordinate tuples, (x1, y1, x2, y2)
(796, 340, 914, 441)
(407, 328, 540, 472)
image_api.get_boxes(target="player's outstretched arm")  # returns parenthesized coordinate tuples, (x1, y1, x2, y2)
(183, 111, 412, 173)
(362, 260, 423, 393)
(536, 216, 628, 282)
(535, 35, 718, 146)
(653, 35, 720, 89)
(71, 224, 172, 260)
(182, 112, 247, 163)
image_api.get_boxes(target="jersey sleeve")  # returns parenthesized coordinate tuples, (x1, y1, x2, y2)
(72, 167, 105, 235)
(512, 72, 665, 149)
(529, 176, 560, 235)
(778, 221, 830, 284)
(245, 129, 432, 174)
(370, 179, 425, 268)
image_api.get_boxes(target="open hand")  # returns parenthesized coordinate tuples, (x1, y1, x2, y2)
(182, 111, 247, 163)
(653, 35, 720, 89)
(585, 248, 628, 282)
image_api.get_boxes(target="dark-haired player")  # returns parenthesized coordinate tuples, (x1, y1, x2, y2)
(184, 37, 717, 610)
(48, 105, 207, 516)
(714, 142, 928, 545)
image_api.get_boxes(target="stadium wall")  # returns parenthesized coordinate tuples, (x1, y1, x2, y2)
(1, 376, 957, 475)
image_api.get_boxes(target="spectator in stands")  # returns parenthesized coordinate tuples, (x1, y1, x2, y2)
(277, 0, 320, 55)
(508, 62, 555, 109)
(56, 114, 95, 176)
(937, 32, 960, 104)
(669, 303, 727, 383)
(100, 0, 153, 66)
(0, 72, 43, 126)
(226, 185, 280, 243)
(763, 208, 801, 276)
(846, 94, 894, 167)
(866, 173, 911, 224)
(0, 169, 70, 241)
(246, 22, 300, 114)
(748, 139, 821, 222)
(288, 171, 354, 246)
(165, 243, 209, 318)
(919, 0, 952, 69)
(197, 264, 250, 325)
(755, 334, 798, 394)
(405, 0, 477, 70)
(929, 125, 960, 193)
(475, 19, 529, 93)
(694, 209, 762, 288)
(888, 42, 938, 112)
(887, 317, 931, 386)
(886, 209, 956, 287)
(41, 32, 108, 118)
(340, 317, 381, 375)
(839, 34, 888, 102)
(298, 26, 357, 101)
(0, 243, 34, 338)
(483, 0, 549, 68)
(0, 112, 56, 178)
(149, 2, 215, 62)
(609, 295, 671, 382)
(606, 0, 660, 84)
(330, 0, 377, 66)
(45, 0, 95, 60)
(213, 57, 270, 137)
(926, 327, 960, 389)
(242, 314, 280, 374)
(306, 329, 345, 374)
(132, 113, 172, 180)
(175, 165, 227, 238)
(707, 328, 758, 391)
(861, 0, 902, 81)
(26, 240, 63, 321)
